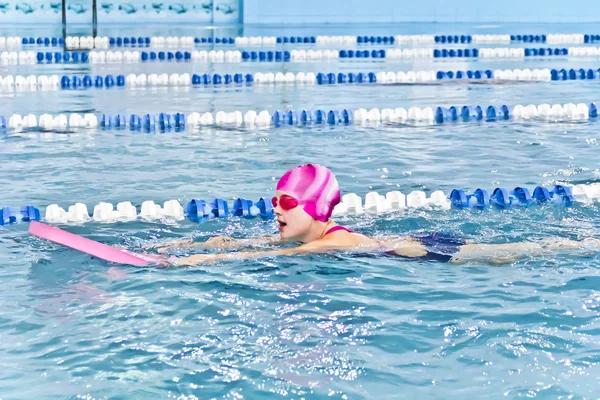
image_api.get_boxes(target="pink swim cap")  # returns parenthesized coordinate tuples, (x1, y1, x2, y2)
(276, 164, 341, 222)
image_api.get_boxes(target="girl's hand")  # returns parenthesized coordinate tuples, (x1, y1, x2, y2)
(144, 238, 192, 253)
(156, 256, 180, 268)
(156, 246, 172, 254)
(169, 253, 221, 266)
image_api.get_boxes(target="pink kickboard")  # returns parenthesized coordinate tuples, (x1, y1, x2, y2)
(28, 221, 162, 266)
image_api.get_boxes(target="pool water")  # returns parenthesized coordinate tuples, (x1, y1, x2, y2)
(2, 22, 600, 399)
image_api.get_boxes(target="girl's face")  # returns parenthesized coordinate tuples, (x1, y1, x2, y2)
(273, 190, 315, 242)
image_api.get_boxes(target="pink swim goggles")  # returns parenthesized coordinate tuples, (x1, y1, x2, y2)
(271, 195, 300, 211)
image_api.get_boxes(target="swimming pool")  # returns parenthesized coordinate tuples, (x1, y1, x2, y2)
(2, 22, 600, 399)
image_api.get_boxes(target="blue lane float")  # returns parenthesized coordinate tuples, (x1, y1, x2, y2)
(98, 112, 184, 132)
(550, 68, 600, 81)
(584, 34, 600, 43)
(35, 51, 89, 64)
(434, 35, 473, 43)
(450, 185, 575, 209)
(0, 206, 40, 225)
(21, 37, 65, 46)
(509, 35, 547, 43)
(432, 48, 479, 58)
(275, 36, 317, 44)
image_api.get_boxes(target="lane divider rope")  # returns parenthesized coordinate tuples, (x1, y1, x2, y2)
(12, 34, 600, 50)
(2, 183, 598, 226)
(1, 101, 598, 132)
(10, 67, 600, 92)
(8, 46, 600, 64)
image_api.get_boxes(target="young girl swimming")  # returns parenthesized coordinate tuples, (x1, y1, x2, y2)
(151, 164, 600, 266)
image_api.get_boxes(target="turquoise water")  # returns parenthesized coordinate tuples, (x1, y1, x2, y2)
(2, 23, 600, 399)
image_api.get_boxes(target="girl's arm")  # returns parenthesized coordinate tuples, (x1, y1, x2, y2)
(169, 238, 349, 266)
(147, 234, 281, 252)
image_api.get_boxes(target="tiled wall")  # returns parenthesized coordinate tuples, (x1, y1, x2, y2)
(242, 0, 598, 24)
(0, 0, 240, 23)
(0, 0, 596, 26)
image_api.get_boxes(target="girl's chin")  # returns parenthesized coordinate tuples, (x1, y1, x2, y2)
(279, 230, 295, 241)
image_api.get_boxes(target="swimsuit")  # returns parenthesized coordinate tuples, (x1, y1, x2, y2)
(324, 225, 464, 263)
(323, 225, 355, 235)
(408, 232, 465, 263)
